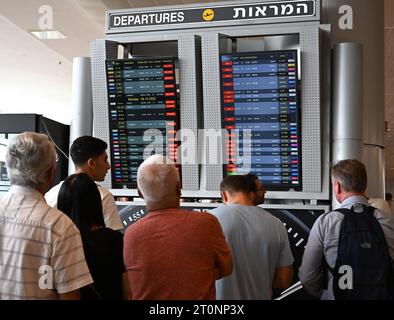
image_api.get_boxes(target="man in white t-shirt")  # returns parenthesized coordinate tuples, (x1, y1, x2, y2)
(45, 136, 123, 231)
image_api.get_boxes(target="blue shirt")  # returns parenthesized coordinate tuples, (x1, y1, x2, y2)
(210, 204, 294, 300)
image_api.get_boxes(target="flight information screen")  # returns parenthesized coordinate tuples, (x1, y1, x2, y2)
(106, 58, 180, 189)
(220, 50, 301, 190)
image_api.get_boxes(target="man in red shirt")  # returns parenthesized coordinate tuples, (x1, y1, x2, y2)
(123, 155, 232, 300)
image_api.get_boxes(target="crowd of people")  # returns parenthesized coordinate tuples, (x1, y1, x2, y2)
(0, 132, 393, 300)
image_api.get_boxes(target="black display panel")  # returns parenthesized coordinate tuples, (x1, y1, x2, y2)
(0, 115, 69, 196)
(106, 58, 180, 189)
(220, 50, 302, 191)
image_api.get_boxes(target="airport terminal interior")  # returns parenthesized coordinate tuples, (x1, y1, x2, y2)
(0, 0, 394, 302)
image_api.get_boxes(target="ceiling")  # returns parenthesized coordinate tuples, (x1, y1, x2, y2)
(0, 0, 392, 182)
(0, 0, 221, 123)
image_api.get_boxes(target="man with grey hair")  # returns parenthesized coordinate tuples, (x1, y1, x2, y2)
(123, 154, 233, 299)
(299, 159, 394, 300)
(0, 132, 93, 300)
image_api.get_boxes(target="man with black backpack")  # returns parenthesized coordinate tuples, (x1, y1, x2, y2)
(299, 159, 394, 300)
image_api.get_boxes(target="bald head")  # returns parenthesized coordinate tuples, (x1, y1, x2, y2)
(137, 155, 180, 209)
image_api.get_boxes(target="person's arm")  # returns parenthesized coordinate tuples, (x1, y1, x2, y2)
(215, 247, 233, 279)
(272, 265, 293, 289)
(59, 289, 81, 300)
(122, 272, 130, 300)
(101, 188, 124, 231)
(114, 231, 129, 300)
(272, 220, 294, 290)
(52, 216, 93, 299)
(298, 216, 325, 297)
(210, 216, 233, 279)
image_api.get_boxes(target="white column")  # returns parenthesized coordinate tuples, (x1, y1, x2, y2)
(69, 57, 93, 174)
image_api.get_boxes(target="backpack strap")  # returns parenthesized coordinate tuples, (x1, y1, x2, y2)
(335, 208, 352, 216)
(364, 205, 376, 215)
(336, 205, 375, 216)
(321, 207, 352, 290)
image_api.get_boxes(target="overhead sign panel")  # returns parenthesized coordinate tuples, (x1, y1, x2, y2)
(107, 0, 317, 32)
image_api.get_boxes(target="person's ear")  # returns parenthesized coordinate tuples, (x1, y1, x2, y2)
(137, 188, 144, 199)
(247, 191, 255, 202)
(335, 180, 341, 194)
(221, 191, 229, 204)
(41, 165, 56, 194)
(332, 179, 341, 195)
(87, 157, 95, 169)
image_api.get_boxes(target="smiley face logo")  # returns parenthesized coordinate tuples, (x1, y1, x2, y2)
(202, 9, 215, 21)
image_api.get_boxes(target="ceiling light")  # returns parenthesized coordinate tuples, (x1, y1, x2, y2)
(30, 30, 67, 40)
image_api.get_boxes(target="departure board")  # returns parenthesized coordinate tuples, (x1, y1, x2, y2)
(220, 50, 301, 190)
(106, 58, 180, 189)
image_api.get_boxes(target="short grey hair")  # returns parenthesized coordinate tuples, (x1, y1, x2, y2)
(331, 159, 367, 193)
(6, 132, 56, 188)
(137, 154, 180, 203)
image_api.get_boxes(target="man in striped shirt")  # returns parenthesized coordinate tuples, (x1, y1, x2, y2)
(0, 132, 93, 299)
